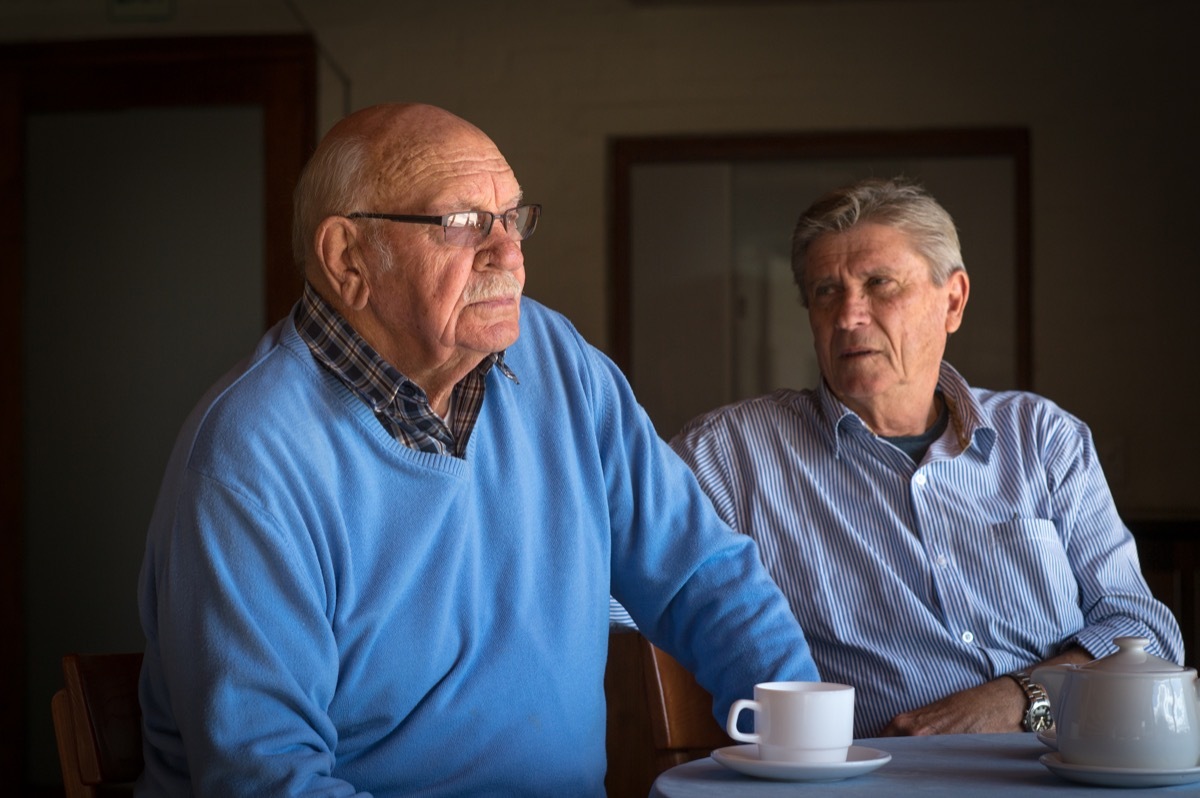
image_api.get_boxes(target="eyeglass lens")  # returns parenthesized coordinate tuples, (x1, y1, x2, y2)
(444, 205, 539, 246)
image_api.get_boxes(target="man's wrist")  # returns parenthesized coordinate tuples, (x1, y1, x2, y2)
(1004, 671, 1054, 732)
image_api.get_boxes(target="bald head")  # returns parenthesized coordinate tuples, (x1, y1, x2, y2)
(288, 102, 527, 411)
(291, 103, 507, 271)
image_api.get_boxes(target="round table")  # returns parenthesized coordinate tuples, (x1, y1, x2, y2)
(650, 733, 1200, 797)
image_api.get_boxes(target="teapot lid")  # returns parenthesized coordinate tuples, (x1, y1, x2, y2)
(1080, 636, 1183, 674)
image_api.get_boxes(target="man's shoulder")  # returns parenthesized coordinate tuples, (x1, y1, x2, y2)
(147, 316, 337, 514)
(177, 319, 330, 455)
(970, 383, 1068, 419)
(674, 389, 818, 444)
(942, 363, 1072, 424)
(961, 381, 1092, 450)
(206, 321, 312, 404)
(708, 388, 814, 421)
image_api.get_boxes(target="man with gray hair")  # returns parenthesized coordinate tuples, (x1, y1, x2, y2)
(670, 176, 1182, 737)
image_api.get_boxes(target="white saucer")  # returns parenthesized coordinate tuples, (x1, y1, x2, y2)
(712, 744, 891, 782)
(1040, 752, 1200, 788)
(1036, 728, 1057, 750)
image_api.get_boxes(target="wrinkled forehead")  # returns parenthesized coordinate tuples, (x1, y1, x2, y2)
(809, 223, 921, 270)
(369, 126, 519, 211)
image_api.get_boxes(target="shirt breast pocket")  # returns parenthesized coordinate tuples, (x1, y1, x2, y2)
(987, 518, 1078, 630)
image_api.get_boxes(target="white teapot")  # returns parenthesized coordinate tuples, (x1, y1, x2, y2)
(1032, 636, 1200, 770)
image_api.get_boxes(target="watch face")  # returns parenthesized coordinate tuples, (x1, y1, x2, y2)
(1029, 706, 1054, 732)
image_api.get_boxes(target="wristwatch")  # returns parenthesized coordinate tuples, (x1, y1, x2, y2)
(1005, 671, 1053, 732)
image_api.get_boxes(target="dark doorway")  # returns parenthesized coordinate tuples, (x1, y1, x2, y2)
(0, 35, 316, 794)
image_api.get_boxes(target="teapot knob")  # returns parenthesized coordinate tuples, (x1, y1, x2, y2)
(1113, 636, 1150, 655)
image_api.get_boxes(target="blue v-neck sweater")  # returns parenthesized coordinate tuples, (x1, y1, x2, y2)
(137, 298, 816, 797)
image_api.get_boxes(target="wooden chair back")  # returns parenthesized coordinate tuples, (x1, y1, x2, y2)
(51, 652, 144, 798)
(605, 628, 732, 798)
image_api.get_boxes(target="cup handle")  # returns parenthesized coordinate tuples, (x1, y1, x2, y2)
(726, 698, 761, 743)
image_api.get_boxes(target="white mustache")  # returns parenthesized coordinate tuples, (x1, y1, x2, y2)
(463, 273, 523, 304)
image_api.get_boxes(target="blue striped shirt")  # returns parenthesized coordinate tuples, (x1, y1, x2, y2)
(667, 361, 1183, 738)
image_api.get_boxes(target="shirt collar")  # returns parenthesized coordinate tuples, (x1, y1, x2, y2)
(296, 281, 412, 414)
(814, 361, 996, 460)
(294, 282, 518, 456)
(934, 361, 995, 457)
(296, 282, 515, 399)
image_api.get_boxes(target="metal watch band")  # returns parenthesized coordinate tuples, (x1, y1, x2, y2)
(1005, 671, 1053, 732)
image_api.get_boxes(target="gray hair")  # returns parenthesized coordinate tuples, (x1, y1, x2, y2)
(291, 134, 393, 272)
(790, 177, 964, 307)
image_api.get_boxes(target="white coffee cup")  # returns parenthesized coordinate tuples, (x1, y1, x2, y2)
(726, 681, 855, 763)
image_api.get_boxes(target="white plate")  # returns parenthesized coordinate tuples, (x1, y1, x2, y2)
(712, 744, 891, 782)
(1036, 728, 1057, 750)
(1040, 752, 1200, 788)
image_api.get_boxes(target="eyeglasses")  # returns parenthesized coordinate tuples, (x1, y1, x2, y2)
(345, 203, 540, 248)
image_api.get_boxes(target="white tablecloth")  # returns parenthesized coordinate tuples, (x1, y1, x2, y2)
(649, 732, 1200, 797)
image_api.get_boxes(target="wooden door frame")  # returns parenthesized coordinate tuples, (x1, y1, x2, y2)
(608, 129, 1033, 390)
(0, 35, 316, 789)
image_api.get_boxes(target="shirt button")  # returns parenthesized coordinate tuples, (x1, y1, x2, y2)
(961, 631, 975, 644)
(935, 555, 948, 566)
(914, 473, 928, 486)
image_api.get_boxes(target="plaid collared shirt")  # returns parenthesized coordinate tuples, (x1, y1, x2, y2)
(295, 282, 518, 458)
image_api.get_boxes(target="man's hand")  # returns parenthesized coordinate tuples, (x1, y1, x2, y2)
(879, 646, 1093, 736)
(879, 676, 1024, 736)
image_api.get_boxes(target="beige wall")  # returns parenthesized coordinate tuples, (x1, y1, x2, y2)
(4, 0, 1196, 516)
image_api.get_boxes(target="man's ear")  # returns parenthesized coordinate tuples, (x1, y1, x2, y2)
(945, 269, 970, 334)
(315, 216, 371, 311)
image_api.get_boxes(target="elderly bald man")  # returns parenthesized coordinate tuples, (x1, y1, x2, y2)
(135, 103, 818, 798)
